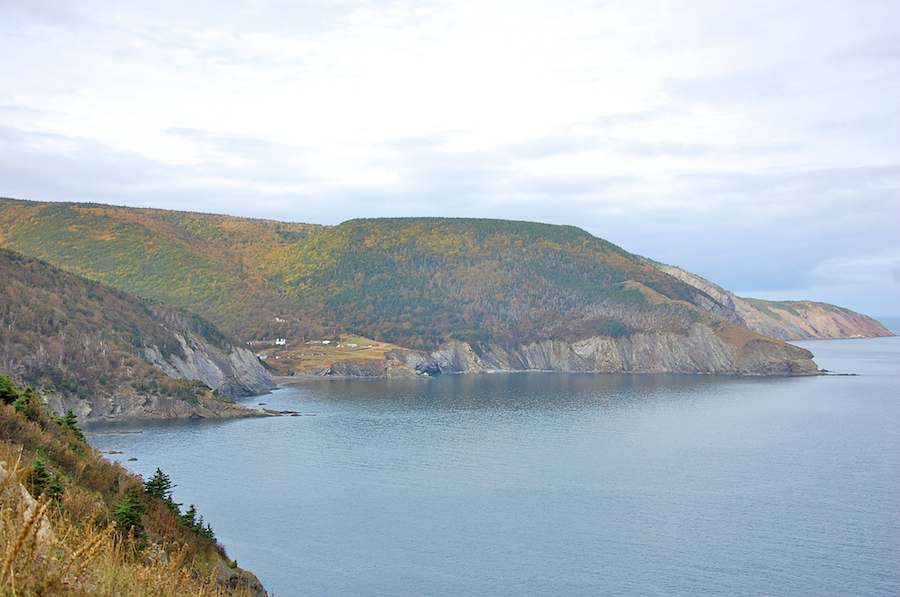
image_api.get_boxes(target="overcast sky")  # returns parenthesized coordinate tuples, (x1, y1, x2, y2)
(1, 0, 898, 316)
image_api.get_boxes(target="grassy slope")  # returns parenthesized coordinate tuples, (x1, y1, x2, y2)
(0, 375, 256, 596)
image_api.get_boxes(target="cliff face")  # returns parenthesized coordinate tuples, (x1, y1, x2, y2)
(293, 358, 428, 379)
(391, 324, 818, 377)
(143, 330, 273, 398)
(655, 264, 894, 341)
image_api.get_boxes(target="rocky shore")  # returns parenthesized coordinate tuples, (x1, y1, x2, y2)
(47, 392, 272, 422)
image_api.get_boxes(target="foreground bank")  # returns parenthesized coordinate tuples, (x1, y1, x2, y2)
(0, 373, 267, 596)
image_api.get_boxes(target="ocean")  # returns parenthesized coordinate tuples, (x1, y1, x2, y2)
(85, 337, 900, 596)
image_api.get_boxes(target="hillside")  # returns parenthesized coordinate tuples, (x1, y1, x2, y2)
(653, 263, 894, 340)
(0, 198, 839, 376)
(267, 217, 749, 350)
(0, 248, 272, 419)
(0, 199, 736, 347)
(0, 198, 322, 341)
(0, 374, 266, 596)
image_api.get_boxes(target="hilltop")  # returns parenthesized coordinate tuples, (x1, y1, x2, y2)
(0, 199, 322, 341)
(1, 197, 887, 377)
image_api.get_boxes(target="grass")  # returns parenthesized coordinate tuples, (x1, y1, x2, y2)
(255, 336, 407, 375)
(0, 374, 262, 596)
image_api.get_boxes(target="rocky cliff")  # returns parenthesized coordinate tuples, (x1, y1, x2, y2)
(389, 322, 818, 377)
(654, 263, 894, 341)
(142, 327, 273, 398)
(0, 249, 273, 420)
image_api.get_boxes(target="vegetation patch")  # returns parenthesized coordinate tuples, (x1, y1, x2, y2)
(0, 373, 258, 596)
(596, 319, 633, 338)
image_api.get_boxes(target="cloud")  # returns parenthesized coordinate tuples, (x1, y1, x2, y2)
(1, 0, 898, 315)
(837, 33, 900, 61)
(663, 70, 793, 104)
(0, 0, 78, 22)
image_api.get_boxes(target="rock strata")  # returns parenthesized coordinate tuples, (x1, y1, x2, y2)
(295, 358, 427, 379)
(47, 392, 271, 422)
(389, 324, 818, 377)
(144, 331, 274, 398)
(655, 264, 895, 341)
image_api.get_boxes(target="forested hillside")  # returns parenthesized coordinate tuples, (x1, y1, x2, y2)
(0, 198, 886, 374)
(0, 199, 723, 350)
(0, 248, 270, 408)
(269, 217, 717, 349)
(0, 199, 321, 341)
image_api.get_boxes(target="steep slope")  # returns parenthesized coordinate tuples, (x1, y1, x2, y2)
(653, 263, 894, 340)
(0, 249, 273, 419)
(0, 377, 267, 596)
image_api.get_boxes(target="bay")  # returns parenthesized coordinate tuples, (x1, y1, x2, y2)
(85, 338, 900, 597)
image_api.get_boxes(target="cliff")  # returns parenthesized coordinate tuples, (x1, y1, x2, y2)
(389, 322, 817, 377)
(47, 391, 270, 422)
(654, 263, 895, 341)
(142, 314, 274, 398)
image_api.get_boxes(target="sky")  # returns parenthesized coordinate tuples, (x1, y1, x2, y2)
(1, 0, 898, 317)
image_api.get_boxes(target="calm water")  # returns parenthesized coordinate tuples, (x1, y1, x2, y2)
(86, 338, 900, 597)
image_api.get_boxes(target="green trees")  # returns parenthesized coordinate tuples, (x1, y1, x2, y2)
(144, 468, 215, 540)
(0, 373, 18, 404)
(180, 504, 215, 541)
(62, 409, 85, 441)
(145, 468, 180, 513)
(26, 459, 63, 500)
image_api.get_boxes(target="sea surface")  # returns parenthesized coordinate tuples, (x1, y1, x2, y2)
(85, 338, 900, 597)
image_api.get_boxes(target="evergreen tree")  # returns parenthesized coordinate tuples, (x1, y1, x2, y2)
(28, 459, 50, 496)
(0, 373, 19, 404)
(144, 468, 181, 514)
(62, 409, 85, 441)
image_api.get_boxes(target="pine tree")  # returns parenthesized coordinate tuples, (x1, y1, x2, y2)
(145, 468, 181, 514)
(62, 409, 85, 441)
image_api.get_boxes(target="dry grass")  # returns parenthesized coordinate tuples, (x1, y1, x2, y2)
(0, 454, 251, 597)
(260, 336, 406, 375)
(0, 393, 261, 597)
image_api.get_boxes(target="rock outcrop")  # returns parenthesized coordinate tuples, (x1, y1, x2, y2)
(143, 331, 274, 398)
(389, 323, 818, 377)
(214, 559, 268, 597)
(654, 264, 895, 341)
(295, 358, 427, 379)
(47, 392, 270, 422)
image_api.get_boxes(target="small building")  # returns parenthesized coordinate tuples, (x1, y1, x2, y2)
(275, 338, 286, 345)
(256, 353, 268, 360)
